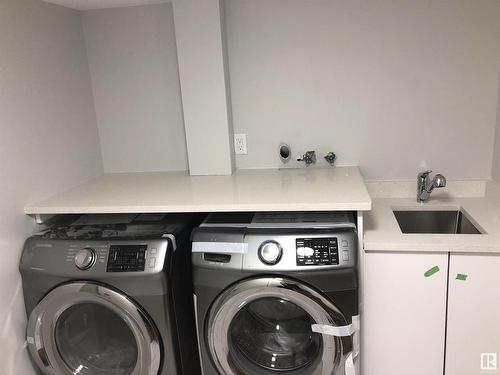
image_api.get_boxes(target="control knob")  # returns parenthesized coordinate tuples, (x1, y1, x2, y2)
(75, 248, 96, 270)
(258, 240, 283, 265)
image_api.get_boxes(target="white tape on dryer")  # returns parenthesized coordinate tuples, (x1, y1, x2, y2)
(192, 242, 248, 254)
(311, 315, 360, 375)
(345, 352, 356, 375)
(311, 316, 360, 337)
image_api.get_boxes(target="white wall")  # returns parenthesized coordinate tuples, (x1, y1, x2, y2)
(225, 0, 500, 180)
(82, 3, 188, 173)
(0, 1, 103, 373)
(42, 0, 170, 11)
(492, 77, 500, 180)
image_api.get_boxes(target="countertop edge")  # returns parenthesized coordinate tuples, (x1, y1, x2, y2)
(25, 202, 373, 215)
(363, 243, 500, 254)
(24, 167, 372, 215)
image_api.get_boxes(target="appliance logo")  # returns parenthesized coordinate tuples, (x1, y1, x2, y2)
(35, 243, 53, 248)
(481, 353, 497, 372)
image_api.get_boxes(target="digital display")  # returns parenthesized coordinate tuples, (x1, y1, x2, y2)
(296, 237, 338, 266)
(107, 245, 147, 272)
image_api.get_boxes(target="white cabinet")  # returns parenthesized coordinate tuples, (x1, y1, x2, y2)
(362, 252, 448, 375)
(445, 253, 500, 375)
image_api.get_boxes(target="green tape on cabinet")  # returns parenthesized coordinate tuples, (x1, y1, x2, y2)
(456, 273, 468, 281)
(424, 266, 440, 277)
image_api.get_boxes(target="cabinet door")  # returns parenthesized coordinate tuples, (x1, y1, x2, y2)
(362, 252, 448, 375)
(446, 253, 500, 375)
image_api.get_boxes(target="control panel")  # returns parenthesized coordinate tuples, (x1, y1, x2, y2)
(22, 239, 169, 277)
(194, 229, 357, 271)
(296, 237, 339, 266)
(106, 245, 147, 272)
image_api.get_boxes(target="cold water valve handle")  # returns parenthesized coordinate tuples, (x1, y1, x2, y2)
(297, 151, 316, 166)
(324, 152, 337, 166)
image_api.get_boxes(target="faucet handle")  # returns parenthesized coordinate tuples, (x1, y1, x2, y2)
(297, 151, 317, 166)
(433, 174, 447, 188)
(419, 170, 432, 178)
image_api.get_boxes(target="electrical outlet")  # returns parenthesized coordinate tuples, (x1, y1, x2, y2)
(234, 134, 247, 154)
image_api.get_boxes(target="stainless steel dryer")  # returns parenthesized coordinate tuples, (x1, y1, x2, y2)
(191, 212, 360, 375)
(20, 213, 203, 375)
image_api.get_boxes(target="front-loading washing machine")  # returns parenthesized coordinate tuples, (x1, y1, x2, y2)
(191, 212, 360, 375)
(20, 213, 204, 375)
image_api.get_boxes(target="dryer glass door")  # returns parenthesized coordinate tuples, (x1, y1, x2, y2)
(206, 277, 351, 375)
(27, 281, 161, 375)
(55, 302, 138, 374)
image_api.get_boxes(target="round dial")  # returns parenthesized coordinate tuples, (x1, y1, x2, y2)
(74, 248, 96, 270)
(258, 240, 283, 265)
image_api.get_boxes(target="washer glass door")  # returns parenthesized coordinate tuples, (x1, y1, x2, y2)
(206, 277, 350, 375)
(27, 282, 161, 375)
(55, 302, 138, 374)
(229, 297, 321, 372)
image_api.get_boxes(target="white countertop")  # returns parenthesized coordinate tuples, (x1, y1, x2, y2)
(364, 189, 500, 253)
(25, 167, 371, 215)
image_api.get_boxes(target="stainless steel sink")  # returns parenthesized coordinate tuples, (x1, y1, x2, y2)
(393, 210, 483, 234)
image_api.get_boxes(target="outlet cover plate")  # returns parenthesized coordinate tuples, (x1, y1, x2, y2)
(234, 134, 247, 154)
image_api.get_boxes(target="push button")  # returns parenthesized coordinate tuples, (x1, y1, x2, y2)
(342, 251, 349, 261)
(148, 258, 156, 268)
(341, 240, 348, 247)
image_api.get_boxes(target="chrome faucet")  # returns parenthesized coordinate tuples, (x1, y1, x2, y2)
(417, 170, 447, 202)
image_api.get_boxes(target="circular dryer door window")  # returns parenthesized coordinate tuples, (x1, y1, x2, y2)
(26, 282, 161, 375)
(206, 277, 351, 375)
(55, 303, 138, 374)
